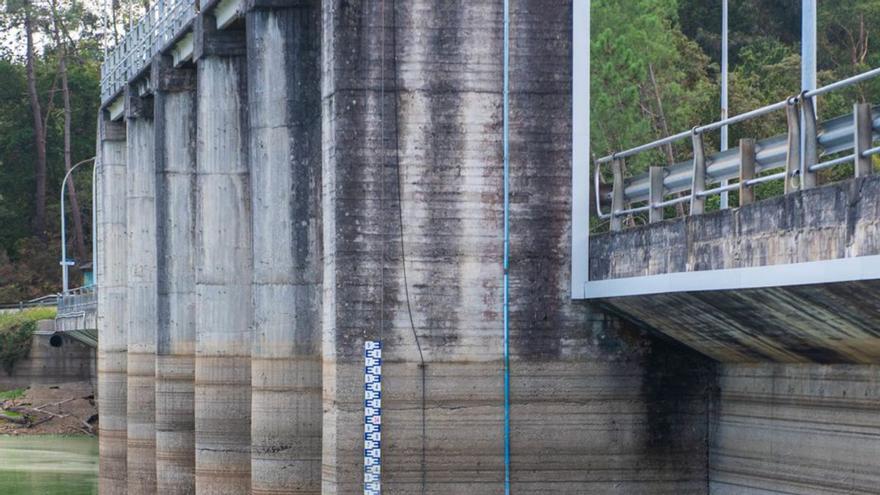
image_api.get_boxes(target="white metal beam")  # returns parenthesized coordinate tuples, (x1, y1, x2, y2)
(581, 255, 880, 299)
(571, 0, 590, 299)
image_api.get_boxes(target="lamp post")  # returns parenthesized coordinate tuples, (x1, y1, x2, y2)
(60, 157, 96, 293)
(720, 0, 729, 209)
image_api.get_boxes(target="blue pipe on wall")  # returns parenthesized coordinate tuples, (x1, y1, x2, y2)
(502, 0, 512, 493)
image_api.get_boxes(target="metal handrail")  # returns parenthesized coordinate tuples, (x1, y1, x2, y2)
(595, 67, 880, 228)
(100, 0, 198, 104)
(57, 286, 97, 317)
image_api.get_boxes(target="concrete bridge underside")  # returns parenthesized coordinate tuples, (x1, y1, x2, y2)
(592, 175, 880, 493)
(95, 1, 880, 494)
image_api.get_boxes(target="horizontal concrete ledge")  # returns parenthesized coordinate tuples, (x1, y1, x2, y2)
(587, 175, 880, 299)
(582, 254, 880, 299)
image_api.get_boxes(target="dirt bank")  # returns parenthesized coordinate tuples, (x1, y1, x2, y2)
(0, 381, 97, 435)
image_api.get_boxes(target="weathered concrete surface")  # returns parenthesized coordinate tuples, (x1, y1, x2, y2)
(96, 114, 128, 494)
(125, 107, 158, 494)
(592, 175, 880, 279)
(592, 176, 880, 363)
(194, 54, 252, 494)
(155, 63, 197, 494)
(247, 4, 322, 494)
(0, 329, 95, 389)
(321, 1, 712, 493)
(710, 364, 880, 494)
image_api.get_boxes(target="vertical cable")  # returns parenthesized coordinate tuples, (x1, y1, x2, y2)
(502, 0, 512, 494)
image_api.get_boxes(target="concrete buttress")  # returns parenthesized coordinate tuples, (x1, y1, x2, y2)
(96, 113, 128, 494)
(154, 56, 198, 494)
(246, 3, 323, 494)
(193, 13, 252, 494)
(125, 89, 159, 494)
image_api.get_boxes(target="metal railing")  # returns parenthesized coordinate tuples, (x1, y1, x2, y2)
(101, 0, 198, 104)
(0, 294, 59, 312)
(57, 286, 97, 318)
(595, 67, 880, 231)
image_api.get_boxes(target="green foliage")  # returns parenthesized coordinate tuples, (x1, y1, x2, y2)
(0, 1, 101, 303)
(0, 387, 25, 400)
(592, 0, 716, 177)
(592, 0, 880, 231)
(0, 307, 54, 374)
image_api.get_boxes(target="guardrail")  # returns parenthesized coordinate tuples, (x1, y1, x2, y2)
(57, 286, 97, 318)
(595, 67, 880, 231)
(0, 294, 59, 312)
(101, 0, 198, 104)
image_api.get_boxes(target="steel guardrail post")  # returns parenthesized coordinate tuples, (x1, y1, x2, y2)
(649, 166, 664, 223)
(690, 129, 706, 215)
(800, 94, 818, 189)
(854, 102, 873, 177)
(611, 157, 625, 231)
(739, 138, 756, 206)
(784, 98, 802, 193)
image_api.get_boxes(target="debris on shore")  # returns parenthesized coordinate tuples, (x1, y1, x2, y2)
(0, 381, 97, 436)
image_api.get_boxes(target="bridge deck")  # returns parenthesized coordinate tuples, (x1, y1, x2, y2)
(591, 175, 880, 363)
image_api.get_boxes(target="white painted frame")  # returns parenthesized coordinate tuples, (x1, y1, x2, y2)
(571, 0, 590, 299)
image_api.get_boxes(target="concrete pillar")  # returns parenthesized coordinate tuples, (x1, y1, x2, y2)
(193, 13, 252, 494)
(125, 88, 158, 494)
(96, 112, 128, 494)
(246, 3, 322, 494)
(321, 1, 713, 493)
(153, 56, 197, 494)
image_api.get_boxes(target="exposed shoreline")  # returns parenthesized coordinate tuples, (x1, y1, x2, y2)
(0, 381, 97, 436)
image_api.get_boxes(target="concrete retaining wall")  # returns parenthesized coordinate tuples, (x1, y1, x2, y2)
(710, 364, 880, 494)
(0, 326, 95, 390)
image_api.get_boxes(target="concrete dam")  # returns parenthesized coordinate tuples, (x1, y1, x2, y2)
(91, 0, 880, 493)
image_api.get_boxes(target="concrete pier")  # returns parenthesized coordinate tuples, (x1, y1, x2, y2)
(154, 56, 197, 494)
(125, 91, 158, 494)
(96, 114, 128, 494)
(193, 15, 252, 494)
(94, 2, 880, 493)
(246, 4, 322, 494)
(320, 1, 711, 492)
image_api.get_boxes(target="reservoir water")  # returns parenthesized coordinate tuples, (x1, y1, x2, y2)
(0, 435, 97, 494)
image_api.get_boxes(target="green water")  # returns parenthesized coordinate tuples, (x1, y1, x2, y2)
(0, 435, 97, 494)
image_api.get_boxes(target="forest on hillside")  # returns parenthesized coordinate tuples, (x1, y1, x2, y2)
(0, 0, 879, 301)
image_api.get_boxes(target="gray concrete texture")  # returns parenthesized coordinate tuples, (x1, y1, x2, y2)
(96, 1, 880, 494)
(247, 6, 323, 494)
(592, 176, 880, 363)
(194, 53, 253, 494)
(126, 110, 158, 494)
(710, 364, 880, 494)
(155, 72, 198, 493)
(96, 114, 128, 494)
(0, 331, 95, 390)
(320, 0, 711, 492)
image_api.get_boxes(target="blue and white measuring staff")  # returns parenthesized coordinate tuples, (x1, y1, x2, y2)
(364, 340, 383, 495)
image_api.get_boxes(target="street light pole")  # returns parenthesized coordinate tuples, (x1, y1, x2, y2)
(60, 157, 96, 293)
(720, 0, 729, 209)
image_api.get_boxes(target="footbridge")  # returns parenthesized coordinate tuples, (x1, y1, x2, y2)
(55, 286, 98, 347)
(93, 0, 880, 494)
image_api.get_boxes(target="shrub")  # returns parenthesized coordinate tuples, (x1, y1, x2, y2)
(0, 307, 56, 374)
